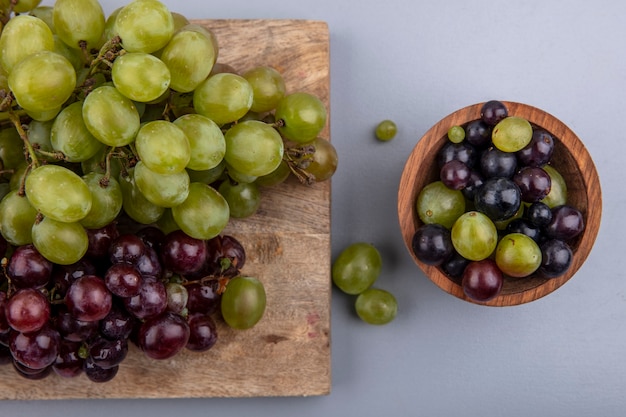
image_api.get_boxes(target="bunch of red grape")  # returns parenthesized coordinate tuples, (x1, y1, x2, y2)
(0, 0, 337, 381)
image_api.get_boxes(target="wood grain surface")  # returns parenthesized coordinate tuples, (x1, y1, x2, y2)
(0, 19, 331, 399)
(398, 101, 602, 307)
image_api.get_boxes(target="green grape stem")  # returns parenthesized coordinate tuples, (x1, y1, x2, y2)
(284, 144, 316, 185)
(8, 109, 40, 168)
(88, 36, 124, 78)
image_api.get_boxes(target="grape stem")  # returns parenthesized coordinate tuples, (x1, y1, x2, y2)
(8, 109, 40, 169)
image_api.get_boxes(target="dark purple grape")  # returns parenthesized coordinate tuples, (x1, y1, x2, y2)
(474, 177, 521, 222)
(52, 340, 84, 378)
(480, 147, 517, 179)
(461, 170, 484, 201)
(527, 202, 553, 227)
(462, 259, 503, 302)
(513, 166, 551, 203)
(99, 303, 136, 340)
(13, 361, 53, 380)
(505, 218, 543, 243)
(411, 224, 454, 266)
(517, 129, 555, 167)
(135, 245, 163, 278)
(123, 279, 168, 320)
(205, 235, 246, 277)
(5, 288, 51, 333)
(539, 239, 573, 278)
(441, 252, 470, 280)
(9, 325, 60, 370)
(464, 119, 492, 149)
(161, 230, 208, 275)
(480, 100, 508, 126)
(186, 313, 218, 352)
(109, 234, 146, 264)
(89, 337, 128, 369)
(7, 244, 53, 289)
(138, 312, 190, 360)
(136, 226, 166, 250)
(54, 308, 99, 342)
(66, 275, 113, 322)
(104, 263, 142, 298)
(186, 282, 221, 315)
(86, 223, 119, 260)
(437, 141, 478, 169)
(545, 205, 585, 241)
(440, 160, 471, 190)
(83, 356, 119, 383)
(50, 259, 98, 299)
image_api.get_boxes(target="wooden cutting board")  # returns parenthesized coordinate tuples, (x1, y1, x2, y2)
(0, 19, 331, 399)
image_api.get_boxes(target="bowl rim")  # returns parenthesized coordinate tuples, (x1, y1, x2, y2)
(397, 101, 602, 306)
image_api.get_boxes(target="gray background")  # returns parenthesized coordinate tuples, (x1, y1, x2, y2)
(3, 0, 624, 416)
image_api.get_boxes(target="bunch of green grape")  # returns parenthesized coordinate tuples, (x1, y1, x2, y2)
(0, 0, 338, 381)
(0, 0, 338, 263)
(332, 242, 397, 325)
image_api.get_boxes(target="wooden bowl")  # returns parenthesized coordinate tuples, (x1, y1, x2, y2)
(397, 101, 602, 306)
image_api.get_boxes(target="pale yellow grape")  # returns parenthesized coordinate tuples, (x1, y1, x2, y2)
(112, 52, 171, 102)
(160, 24, 217, 93)
(193, 73, 253, 125)
(13, 0, 42, 13)
(51, 101, 104, 162)
(32, 217, 88, 265)
(171, 182, 230, 240)
(53, 0, 105, 50)
(8, 51, 76, 114)
(135, 120, 190, 174)
(82, 85, 141, 147)
(0, 14, 54, 73)
(173, 114, 225, 171)
(0, 190, 38, 246)
(114, 0, 175, 53)
(80, 172, 123, 229)
(134, 161, 190, 208)
(25, 164, 92, 223)
(171, 12, 190, 31)
(118, 167, 164, 224)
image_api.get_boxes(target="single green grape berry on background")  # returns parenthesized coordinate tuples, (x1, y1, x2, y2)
(375, 120, 397, 141)
(447, 125, 465, 143)
(332, 242, 382, 295)
(355, 288, 398, 325)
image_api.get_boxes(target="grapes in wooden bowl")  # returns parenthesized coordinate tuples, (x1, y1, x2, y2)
(397, 100, 602, 306)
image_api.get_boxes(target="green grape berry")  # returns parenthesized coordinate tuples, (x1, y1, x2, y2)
(355, 288, 398, 325)
(495, 233, 542, 277)
(275, 92, 327, 144)
(25, 164, 92, 223)
(31, 217, 88, 265)
(224, 120, 284, 178)
(221, 276, 266, 330)
(492, 116, 533, 152)
(416, 181, 466, 229)
(451, 211, 498, 261)
(375, 120, 397, 142)
(112, 52, 171, 103)
(332, 242, 382, 295)
(447, 125, 465, 143)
